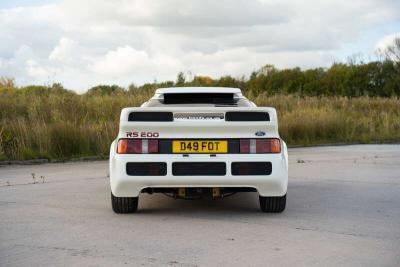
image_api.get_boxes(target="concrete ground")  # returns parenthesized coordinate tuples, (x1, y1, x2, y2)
(0, 145, 399, 267)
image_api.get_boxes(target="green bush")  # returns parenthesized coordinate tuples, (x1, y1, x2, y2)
(1, 59, 400, 160)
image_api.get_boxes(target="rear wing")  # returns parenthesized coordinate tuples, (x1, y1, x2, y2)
(120, 107, 277, 122)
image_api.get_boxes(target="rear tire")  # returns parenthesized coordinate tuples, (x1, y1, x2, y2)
(111, 192, 138, 213)
(259, 194, 286, 213)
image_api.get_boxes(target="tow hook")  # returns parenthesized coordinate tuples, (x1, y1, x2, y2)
(212, 187, 222, 199)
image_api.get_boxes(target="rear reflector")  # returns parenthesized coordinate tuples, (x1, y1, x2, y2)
(132, 139, 142, 153)
(225, 111, 270, 121)
(148, 139, 159, 153)
(126, 162, 167, 176)
(240, 139, 250, 153)
(256, 139, 269, 153)
(128, 112, 173, 121)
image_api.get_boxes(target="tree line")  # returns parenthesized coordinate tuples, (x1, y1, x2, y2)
(1, 59, 399, 98)
(1, 38, 399, 98)
(94, 59, 400, 97)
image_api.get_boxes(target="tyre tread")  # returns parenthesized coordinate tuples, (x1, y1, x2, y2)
(259, 194, 286, 213)
(111, 193, 138, 213)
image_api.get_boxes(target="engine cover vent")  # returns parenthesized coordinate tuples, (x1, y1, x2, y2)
(173, 112, 224, 121)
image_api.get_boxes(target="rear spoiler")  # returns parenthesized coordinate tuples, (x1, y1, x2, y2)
(120, 107, 277, 123)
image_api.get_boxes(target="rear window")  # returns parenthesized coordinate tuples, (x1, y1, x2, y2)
(164, 93, 234, 104)
(144, 93, 253, 107)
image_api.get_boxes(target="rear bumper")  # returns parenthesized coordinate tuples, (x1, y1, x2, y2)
(109, 142, 288, 197)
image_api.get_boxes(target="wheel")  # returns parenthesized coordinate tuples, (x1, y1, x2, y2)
(259, 194, 286, 213)
(111, 192, 138, 213)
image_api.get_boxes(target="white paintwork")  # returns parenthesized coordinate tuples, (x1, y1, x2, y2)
(155, 87, 242, 95)
(110, 88, 288, 197)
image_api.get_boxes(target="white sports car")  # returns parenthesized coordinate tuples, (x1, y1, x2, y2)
(109, 87, 288, 213)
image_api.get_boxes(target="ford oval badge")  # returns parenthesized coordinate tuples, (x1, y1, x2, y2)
(255, 131, 266, 136)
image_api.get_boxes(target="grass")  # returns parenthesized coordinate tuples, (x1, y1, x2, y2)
(254, 94, 400, 145)
(0, 88, 399, 161)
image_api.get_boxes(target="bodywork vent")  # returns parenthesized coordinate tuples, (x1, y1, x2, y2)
(173, 112, 224, 121)
(172, 162, 226, 176)
(225, 111, 270, 121)
(231, 162, 272, 175)
(128, 112, 173, 121)
(126, 162, 167, 176)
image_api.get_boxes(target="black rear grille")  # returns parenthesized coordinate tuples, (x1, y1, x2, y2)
(126, 162, 167, 176)
(225, 111, 270, 121)
(128, 112, 173, 121)
(172, 162, 226, 176)
(231, 162, 272, 175)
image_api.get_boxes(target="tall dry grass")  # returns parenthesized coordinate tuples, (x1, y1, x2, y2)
(254, 94, 400, 145)
(0, 88, 399, 160)
(0, 88, 153, 160)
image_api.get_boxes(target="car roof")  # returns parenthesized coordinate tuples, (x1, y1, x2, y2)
(155, 87, 242, 95)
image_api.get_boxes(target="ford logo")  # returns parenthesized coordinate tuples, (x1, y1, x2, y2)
(255, 131, 266, 136)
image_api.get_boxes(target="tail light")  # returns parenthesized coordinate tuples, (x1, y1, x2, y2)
(117, 138, 279, 154)
(239, 139, 250, 153)
(148, 139, 159, 153)
(117, 139, 159, 154)
(240, 138, 280, 153)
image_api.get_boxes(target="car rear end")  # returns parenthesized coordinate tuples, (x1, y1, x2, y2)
(109, 103, 288, 213)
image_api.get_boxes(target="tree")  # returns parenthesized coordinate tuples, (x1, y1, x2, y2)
(86, 85, 125, 96)
(175, 72, 186, 86)
(0, 77, 15, 88)
(192, 76, 214, 86)
(384, 37, 400, 64)
(0, 77, 16, 95)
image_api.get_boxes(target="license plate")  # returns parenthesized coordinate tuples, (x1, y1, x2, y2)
(172, 140, 228, 153)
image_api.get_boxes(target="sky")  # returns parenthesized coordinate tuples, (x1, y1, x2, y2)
(0, 0, 399, 92)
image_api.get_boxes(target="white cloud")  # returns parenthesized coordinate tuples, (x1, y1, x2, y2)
(87, 46, 182, 84)
(376, 32, 400, 50)
(0, 0, 399, 91)
(26, 60, 51, 77)
(89, 46, 152, 76)
(49, 37, 77, 62)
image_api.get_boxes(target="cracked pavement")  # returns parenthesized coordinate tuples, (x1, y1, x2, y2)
(1, 144, 400, 266)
